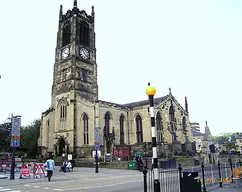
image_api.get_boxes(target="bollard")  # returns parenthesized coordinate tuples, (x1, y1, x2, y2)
(178, 164, 183, 192)
(218, 161, 222, 188)
(201, 163, 206, 192)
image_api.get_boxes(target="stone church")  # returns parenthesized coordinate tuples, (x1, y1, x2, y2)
(38, 1, 195, 159)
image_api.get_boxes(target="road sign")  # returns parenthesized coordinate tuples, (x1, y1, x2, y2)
(34, 164, 45, 175)
(95, 144, 100, 150)
(11, 138, 20, 147)
(10, 117, 21, 148)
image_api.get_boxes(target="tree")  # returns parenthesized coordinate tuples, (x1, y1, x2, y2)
(214, 132, 237, 144)
(0, 122, 11, 152)
(225, 142, 239, 151)
(19, 119, 41, 158)
(0, 119, 40, 158)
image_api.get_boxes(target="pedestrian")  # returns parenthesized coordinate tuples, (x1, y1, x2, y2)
(44, 155, 55, 181)
(60, 161, 67, 173)
(135, 155, 142, 171)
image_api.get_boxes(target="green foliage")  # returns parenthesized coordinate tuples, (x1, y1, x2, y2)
(0, 132, 11, 152)
(214, 132, 237, 144)
(20, 119, 41, 158)
(0, 119, 41, 158)
(225, 142, 239, 151)
(214, 135, 229, 144)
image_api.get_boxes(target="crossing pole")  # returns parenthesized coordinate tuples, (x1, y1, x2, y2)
(146, 82, 160, 192)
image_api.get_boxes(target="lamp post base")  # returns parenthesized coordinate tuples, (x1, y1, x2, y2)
(10, 149, 15, 180)
(154, 180, 160, 192)
(95, 149, 99, 173)
(143, 169, 147, 192)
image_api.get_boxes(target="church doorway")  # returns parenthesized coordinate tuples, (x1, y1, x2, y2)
(58, 138, 65, 156)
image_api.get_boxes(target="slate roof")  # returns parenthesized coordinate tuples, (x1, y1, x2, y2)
(235, 134, 242, 139)
(122, 96, 168, 108)
(98, 96, 168, 109)
(192, 131, 204, 137)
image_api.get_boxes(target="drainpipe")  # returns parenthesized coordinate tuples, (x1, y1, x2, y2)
(126, 110, 130, 145)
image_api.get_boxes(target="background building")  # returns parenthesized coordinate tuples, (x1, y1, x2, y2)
(192, 121, 217, 163)
(235, 134, 242, 154)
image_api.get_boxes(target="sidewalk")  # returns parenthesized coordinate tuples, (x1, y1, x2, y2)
(211, 186, 242, 192)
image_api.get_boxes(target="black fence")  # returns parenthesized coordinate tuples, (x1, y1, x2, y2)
(146, 159, 242, 192)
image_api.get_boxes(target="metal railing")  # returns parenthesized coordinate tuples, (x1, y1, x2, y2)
(147, 159, 242, 192)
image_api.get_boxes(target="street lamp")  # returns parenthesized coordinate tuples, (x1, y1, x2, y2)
(146, 82, 160, 192)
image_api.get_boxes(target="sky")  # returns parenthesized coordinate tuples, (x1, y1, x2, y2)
(0, 0, 242, 136)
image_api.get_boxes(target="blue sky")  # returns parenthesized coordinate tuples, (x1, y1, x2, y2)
(0, 0, 242, 135)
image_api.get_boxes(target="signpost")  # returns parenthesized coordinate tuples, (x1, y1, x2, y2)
(11, 117, 21, 148)
(94, 127, 100, 173)
(10, 115, 21, 180)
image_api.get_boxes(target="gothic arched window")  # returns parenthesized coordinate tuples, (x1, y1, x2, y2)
(120, 115, 125, 145)
(62, 21, 71, 47)
(169, 105, 175, 122)
(169, 104, 176, 142)
(60, 100, 67, 129)
(136, 115, 143, 143)
(104, 112, 111, 137)
(169, 105, 176, 130)
(182, 116, 186, 132)
(79, 21, 89, 47)
(156, 112, 163, 142)
(83, 114, 89, 144)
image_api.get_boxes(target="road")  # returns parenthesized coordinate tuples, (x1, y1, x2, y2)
(0, 168, 144, 192)
(0, 164, 237, 192)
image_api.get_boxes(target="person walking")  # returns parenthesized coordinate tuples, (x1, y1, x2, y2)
(44, 155, 55, 181)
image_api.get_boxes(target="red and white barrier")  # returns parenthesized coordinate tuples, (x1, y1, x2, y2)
(20, 168, 30, 179)
(33, 163, 45, 178)
(0, 162, 22, 173)
(0, 162, 46, 179)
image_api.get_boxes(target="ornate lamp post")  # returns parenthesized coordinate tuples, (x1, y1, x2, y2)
(146, 82, 160, 192)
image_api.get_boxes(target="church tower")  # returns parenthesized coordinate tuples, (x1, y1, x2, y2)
(49, 1, 98, 157)
(52, 1, 97, 100)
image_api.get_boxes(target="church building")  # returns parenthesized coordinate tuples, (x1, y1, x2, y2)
(38, 1, 195, 159)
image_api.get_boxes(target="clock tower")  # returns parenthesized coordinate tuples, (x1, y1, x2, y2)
(52, 0, 98, 101)
(50, 0, 98, 157)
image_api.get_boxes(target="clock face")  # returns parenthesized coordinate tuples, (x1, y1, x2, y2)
(79, 47, 90, 60)
(14, 121, 19, 126)
(61, 47, 70, 59)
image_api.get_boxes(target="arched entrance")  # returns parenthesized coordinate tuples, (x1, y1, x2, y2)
(58, 137, 65, 156)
